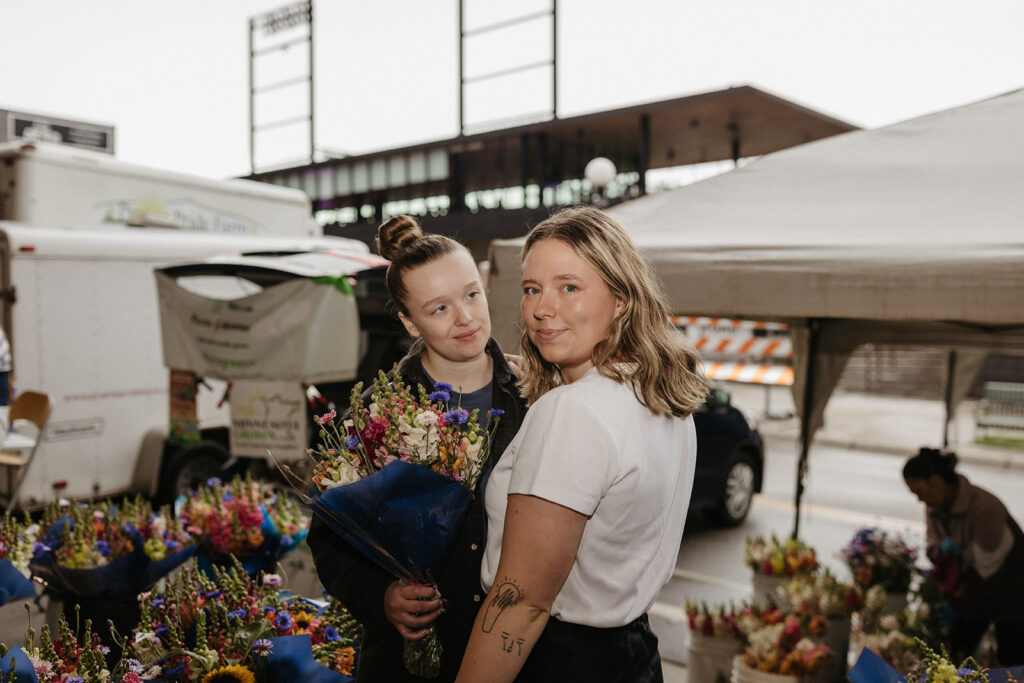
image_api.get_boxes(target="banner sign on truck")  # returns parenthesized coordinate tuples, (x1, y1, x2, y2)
(154, 272, 360, 383)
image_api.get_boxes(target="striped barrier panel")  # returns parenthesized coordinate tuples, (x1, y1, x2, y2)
(703, 362, 794, 386)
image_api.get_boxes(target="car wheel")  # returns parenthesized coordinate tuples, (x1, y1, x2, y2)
(710, 452, 756, 526)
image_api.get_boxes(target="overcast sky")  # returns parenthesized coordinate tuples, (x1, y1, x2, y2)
(2, 0, 1022, 179)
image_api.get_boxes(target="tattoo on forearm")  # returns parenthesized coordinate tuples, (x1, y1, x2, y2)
(500, 631, 526, 656)
(481, 578, 522, 633)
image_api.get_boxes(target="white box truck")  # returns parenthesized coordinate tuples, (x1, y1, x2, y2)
(0, 141, 385, 509)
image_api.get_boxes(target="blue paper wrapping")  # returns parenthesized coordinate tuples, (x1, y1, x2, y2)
(265, 633, 356, 683)
(849, 647, 1024, 683)
(308, 460, 472, 583)
(0, 645, 38, 682)
(28, 515, 196, 598)
(0, 557, 35, 605)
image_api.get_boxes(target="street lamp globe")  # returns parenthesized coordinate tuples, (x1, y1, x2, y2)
(584, 156, 617, 189)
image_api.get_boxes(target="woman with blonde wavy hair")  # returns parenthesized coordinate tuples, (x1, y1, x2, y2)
(456, 206, 706, 683)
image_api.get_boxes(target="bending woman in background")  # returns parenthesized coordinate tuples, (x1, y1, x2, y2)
(903, 447, 1024, 666)
(456, 206, 707, 683)
(307, 215, 527, 682)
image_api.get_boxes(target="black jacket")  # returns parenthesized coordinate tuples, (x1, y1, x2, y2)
(307, 338, 526, 682)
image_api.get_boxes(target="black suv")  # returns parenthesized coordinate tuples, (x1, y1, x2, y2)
(689, 387, 764, 526)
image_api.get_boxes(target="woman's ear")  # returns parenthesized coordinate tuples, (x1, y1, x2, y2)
(613, 295, 626, 319)
(398, 312, 421, 339)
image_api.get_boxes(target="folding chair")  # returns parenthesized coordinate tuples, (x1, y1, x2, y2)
(0, 390, 52, 509)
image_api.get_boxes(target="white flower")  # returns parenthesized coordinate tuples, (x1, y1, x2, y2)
(415, 411, 439, 427)
(325, 460, 362, 487)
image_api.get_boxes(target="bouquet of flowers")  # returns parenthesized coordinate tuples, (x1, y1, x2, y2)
(781, 568, 864, 618)
(176, 474, 308, 575)
(0, 613, 116, 683)
(29, 497, 196, 599)
(740, 613, 832, 677)
(297, 369, 502, 677)
(125, 559, 360, 682)
(848, 638, 1024, 683)
(0, 510, 38, 605)
(745, 535, 818, 576)
(843, 528, 918, 594)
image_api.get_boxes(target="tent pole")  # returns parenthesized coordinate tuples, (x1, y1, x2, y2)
(943, 349, 957, 448)
(792, 319, 819, 539)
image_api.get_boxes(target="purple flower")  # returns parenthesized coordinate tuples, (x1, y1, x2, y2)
(445, 409, 469, 425)
(66, 676, 84, 683)
(228, 608, 247, 621)
(275, 610, 294, 630)
(344, 435, 360, 450)
(253, 639, 274, 657)
(429, 390, 451, 402)
(323, 625, 340, 642)
(206, 477, 222, 487)
(164, 538, 179, 550)
(150, 599, 165, 609)
(126, 659, 145, 675)
(489, 409, 505, 418)
(433, 382, 454, 393)
(280, 535, 293, 548)
(94, 540, 112, 557)
(204, 590, 222, 599)
(166, 663, 185, 676)
(32, 541, 50, 557)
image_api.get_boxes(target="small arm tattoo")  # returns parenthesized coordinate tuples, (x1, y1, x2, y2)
(481, 578, 523, 633)
(500, 631, 526, 656)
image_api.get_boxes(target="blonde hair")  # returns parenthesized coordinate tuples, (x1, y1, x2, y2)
(518, 206, 707, 418)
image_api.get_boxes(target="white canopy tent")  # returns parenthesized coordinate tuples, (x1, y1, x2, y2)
(487, 88, 1024, 535)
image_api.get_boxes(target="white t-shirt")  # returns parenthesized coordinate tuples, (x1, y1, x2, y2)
(481, 366, 697, 627)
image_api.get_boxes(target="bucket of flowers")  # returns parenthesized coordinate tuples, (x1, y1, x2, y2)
(0, 510, 38, 606)
(124, 558, 360, 682)
(28, 496, 196, 661)
(175, 474, 309, 577)
(684, 600, 747, 683)
(780, 568, 863, 683)
(745, 535, 819, 608)
(842, 528, 918, 613)
(289, 369, 503, 678)
(733, 612, 832, 682)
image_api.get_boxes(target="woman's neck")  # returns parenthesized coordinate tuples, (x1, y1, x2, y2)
(420, 347, 493, 393)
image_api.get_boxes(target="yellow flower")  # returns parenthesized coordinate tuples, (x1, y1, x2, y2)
(201, 664, 256, 683)
(932, 661, 958, 683)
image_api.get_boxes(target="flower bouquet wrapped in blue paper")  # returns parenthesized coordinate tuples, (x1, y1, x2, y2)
(29, 496, 196, 600)
(125, 558, 360, 682)
(0, 510, 38, 606)
(296, 369, 502, 677)
(849, 640, 1024, 683)
(175, 474, 309, 577)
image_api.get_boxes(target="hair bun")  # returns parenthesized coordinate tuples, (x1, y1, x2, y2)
(376, 215, 423, 260)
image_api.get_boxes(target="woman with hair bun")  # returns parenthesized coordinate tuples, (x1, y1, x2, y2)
(456, 206, 706, 682)
(903, 447, 1024, 666)
(308, 215, 527, 682)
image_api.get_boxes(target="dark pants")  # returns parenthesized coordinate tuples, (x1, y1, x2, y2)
(516, 614, 662, 683)
(951, 617, 1024, 667)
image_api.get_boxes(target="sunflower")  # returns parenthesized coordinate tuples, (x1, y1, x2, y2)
(201, 664, 256, 683)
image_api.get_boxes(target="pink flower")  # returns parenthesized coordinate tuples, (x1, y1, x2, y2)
(123, 673, 143, 683)
(318, 409, 337, 425)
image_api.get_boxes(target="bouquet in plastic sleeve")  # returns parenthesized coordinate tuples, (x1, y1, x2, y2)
(295, 369, 502, 677)
(175, 474, 309, 575)
(843, 528, 918, 595)
(29, 496, 196, 599)
(125, 558, 360, 682)
(0, 510, 38, 605)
